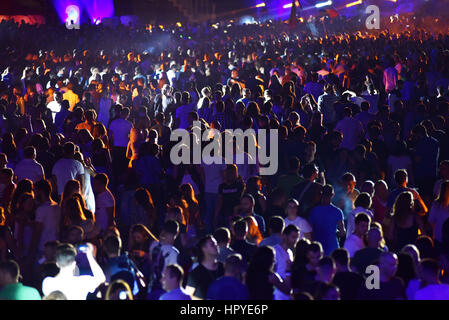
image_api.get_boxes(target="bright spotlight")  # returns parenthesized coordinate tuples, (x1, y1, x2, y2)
(315, 0, 332, 8)
(255, 2, 266, 8)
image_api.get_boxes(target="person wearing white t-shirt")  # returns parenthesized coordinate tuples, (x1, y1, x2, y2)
(346, 193, 374, 239)
(284, 198, 312, 240)
(414, 259, 449, 300)
(344, 212, 371, 258)
(109, 107, 133, 148)
(273, 224, 299, 300)
(160, 264, 191, 300)
(74, 152, 96, 214)
(92, 173, 115, 233)
(47, 91, 62, 123)
(34, 179, 61, 254)
(14, 146, 45, 183)
(42, 243, 106, 300)
(52, 142, 84, 197)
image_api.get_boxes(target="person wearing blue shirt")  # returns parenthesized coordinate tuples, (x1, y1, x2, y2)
(207, 254, 249, 300)
(159, 264, 192, 300)
(259, 216, 284, 247)
(309, 185, 346, 255)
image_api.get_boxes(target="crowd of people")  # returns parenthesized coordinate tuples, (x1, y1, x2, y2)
(0, 16, 448, 300)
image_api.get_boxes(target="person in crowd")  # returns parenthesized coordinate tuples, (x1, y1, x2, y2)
(42, 243, 106, 300)
(309, 185, 346, 255)
(413, 258, 449, 300)
(246, 245, 291, 300)
(284, 199, 312, 241)
(14, 146, 45, 183)
(344, 212, 371, 258)
(331, 248, 364, 300)
(273, 224, 300, 300)
(92, 173, 115, 234)
(213, 227, 235, 264)
(357, 252, 406, 300)
(186, 235, 223, 300)
(429, 180, 449, 246)
(259, 216, 284, 247)
(159, 264, 192, 300)
(207, 253, 249, 300)
(230, 219, 257, 266)
(51, 142, 84, 199)
(0, 15, 448, 301)
(0, 260, 41, 300)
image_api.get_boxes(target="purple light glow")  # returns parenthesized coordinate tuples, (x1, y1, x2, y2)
(81, 0, 114, 23)
(53, 0, 114, 25)
(53, 0, 82, 24)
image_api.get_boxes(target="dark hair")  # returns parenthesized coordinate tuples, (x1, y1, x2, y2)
(63, 142, 75, 157)
(55, 243, 77, 268)
(354, 193, 372, 209)
(341, 172, 356, 183)
(103, 235, 122, 256)
(241, 193, 255, 206)
(224, 253, 244, 275)
(268, 216, 284, 234)
(394, 169, 408, 185)
(23, 146, 36, 159)
(214, 227, 231, 244)
(196, 235, 215, 263)
(0, 168, 13, 179)
(34, 179, 52, 198)
(331, 248, 349, 266)
(307, 241, 323, 254)
(322, 184, 334, 197)
(354, 212, 371, 225)
(392, 191, 414, 224)
(93, 173, 109, 187)
(162, 220, 180, 236)
(165, 264, 184, 283)
(233, 219, 248, 237)
(415, 235, 435, 260)
(293, 238, 311, 268)
(419, 258, 440, 277)
(247, 246, 275, 274)
(283, 224, 299, 236)
(343, 107, 352, 117)
(318, 256, 335, 270)
(0, 260, 20, 280)
(302, 163, 318, 179)
(396, 252, 417, 285)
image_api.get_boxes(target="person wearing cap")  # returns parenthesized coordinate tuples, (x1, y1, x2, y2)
(0, 260, 41, 300)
